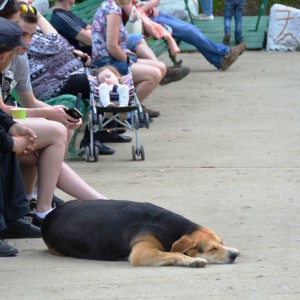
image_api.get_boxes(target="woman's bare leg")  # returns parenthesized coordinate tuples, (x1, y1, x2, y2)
(18, 119, 106, 213)
(134, 38, 158, 61)
(131, 60, 165, 101)
(18, 119, 67, 213)
(137, 58, 167, 78)
(56, 163, 107, 200)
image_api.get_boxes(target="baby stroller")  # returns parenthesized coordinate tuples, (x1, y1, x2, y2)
(84, 64, 150, 162)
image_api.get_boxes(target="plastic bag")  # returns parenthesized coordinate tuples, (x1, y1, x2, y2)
(125, 5, 143, 35)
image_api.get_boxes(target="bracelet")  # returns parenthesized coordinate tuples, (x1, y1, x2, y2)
(36, 107, 40, 117)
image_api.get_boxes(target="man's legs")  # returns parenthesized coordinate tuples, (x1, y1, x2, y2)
(0, 153, 40, 241)
(0, 157, 18, 256)
(0, 152, 29, 221)
(223, 0, 233, 45)
(234, 0, 245, 44)
(224, 1, 233, 35)
(200, 0, 213, 16)
(151, 13, 229, 69)
(0, 162, 6, 232)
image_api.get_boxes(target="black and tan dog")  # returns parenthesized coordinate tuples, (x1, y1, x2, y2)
(41, 200, 239, 267)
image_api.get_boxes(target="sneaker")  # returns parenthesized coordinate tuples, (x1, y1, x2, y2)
(0, 239, 18, 257)
(141, 105, 160, 118)
(194, 13, 214, 21)
(223, 34, 231, 46)
(0, 217, 41, 238)
(220, 48, 240, 71)
(28, 195, 65, 213)
(32, 214, 44, 228)
(160, 66, 190, 86)
(28, 198, 37, 214)
(232, 42, 247, 56)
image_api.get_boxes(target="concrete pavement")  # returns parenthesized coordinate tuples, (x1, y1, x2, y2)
(1, 51, 300, 299)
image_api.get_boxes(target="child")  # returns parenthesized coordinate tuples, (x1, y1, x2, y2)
(223, 0, 246, 46)
(125, 0, 180, 56)
(96, 65, 130, 120)
(138, 10, 180, 56)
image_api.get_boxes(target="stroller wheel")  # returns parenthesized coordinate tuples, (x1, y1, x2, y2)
(132, 145, 145, 161)
(93, 144, 99, 162)
(132, 145, 137, 161)
(134, 113, 139, 129)
(84, 146, 91, 162)
(144, 112, 150, 129)
(140, 145, 145, 160)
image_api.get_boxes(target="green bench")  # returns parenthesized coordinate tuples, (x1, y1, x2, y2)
(44, 0, 181, 66)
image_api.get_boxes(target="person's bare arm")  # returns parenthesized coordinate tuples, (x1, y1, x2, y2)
(36, 11, 58, 35)
(15, 90, 81, 126)
(106, 14, 127, 61)
(75, 28, 92, 46)
(9, 123, 37, 155)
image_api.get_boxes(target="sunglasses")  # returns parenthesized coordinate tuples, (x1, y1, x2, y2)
(20, 3, 37, 16)
(0, 0, 14, 11)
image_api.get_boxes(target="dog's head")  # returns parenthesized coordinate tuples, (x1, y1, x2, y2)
(171, 227, 239, 264)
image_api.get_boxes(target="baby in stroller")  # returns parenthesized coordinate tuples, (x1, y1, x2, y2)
(84, 64, 148, 162)
(96, 65, 130, 121)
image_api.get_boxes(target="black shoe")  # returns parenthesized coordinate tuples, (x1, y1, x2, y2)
(32, 215, 43, 228)
(80, 139, 115, 155)
(52, 195, 65, 208)
(98, 133, 132, 143)
(0, 239, 18, 257)
(141, 105, 160, 118)
(0, 217, 41, 239)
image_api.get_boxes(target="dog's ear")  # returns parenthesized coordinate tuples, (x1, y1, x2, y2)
(171, 236, 194, 253)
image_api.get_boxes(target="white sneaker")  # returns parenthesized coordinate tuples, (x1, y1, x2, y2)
(194, 14, 214, 21)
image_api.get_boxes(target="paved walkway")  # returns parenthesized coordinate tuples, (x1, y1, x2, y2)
(1, 51, 300, 299)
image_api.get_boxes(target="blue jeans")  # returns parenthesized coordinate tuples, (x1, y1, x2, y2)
(150, 13, 229, 69)
(199, 0, 213, 16)
(126, 33, 144, 52)
(224, 0, 246, 44)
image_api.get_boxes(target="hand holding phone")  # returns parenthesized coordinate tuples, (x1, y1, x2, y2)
(64, 107, 83, 119)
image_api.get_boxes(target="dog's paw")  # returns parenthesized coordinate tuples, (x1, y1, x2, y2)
(188, 258, 208, 268)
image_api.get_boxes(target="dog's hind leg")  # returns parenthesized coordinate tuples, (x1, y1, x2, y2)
(129, 236, 207, 268)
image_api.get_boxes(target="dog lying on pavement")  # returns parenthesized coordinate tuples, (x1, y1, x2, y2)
(41, 200, 239, 267)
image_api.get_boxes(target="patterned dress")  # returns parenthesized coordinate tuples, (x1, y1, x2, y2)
(92, 0, 128, 61)
(28, 30, 85, 100)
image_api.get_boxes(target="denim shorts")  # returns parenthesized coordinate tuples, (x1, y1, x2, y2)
(92, 55, 138, 75)
(126, 33, 145, 52)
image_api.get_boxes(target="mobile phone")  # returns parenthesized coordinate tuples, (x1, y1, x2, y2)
(65, 107, 83, 119)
